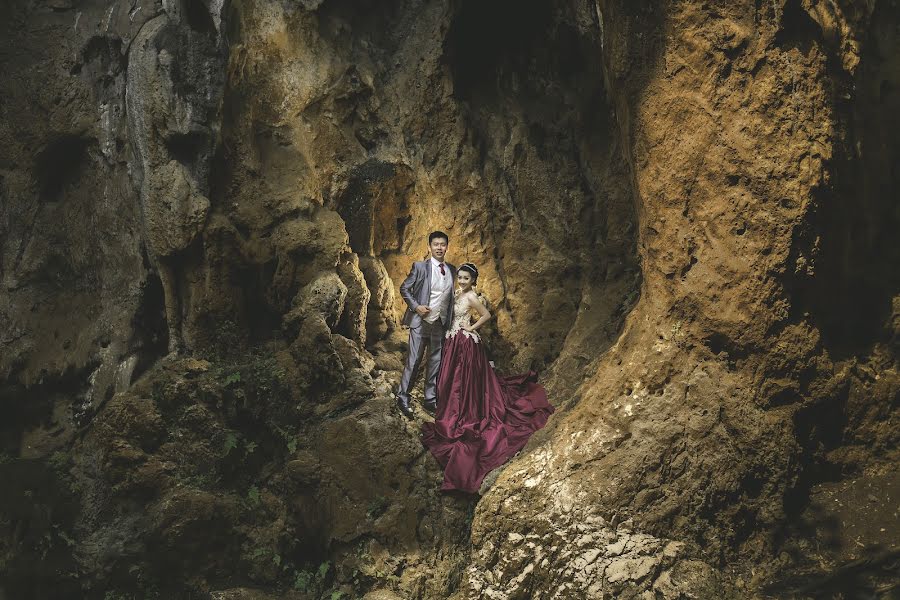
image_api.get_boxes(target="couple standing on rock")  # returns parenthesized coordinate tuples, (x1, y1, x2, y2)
(395, 231, 555, 493)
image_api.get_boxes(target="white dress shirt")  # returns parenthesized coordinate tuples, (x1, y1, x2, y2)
(424, 256, 452, 324)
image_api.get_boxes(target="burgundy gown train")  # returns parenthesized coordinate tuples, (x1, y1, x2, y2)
(421, 292, 555, 493)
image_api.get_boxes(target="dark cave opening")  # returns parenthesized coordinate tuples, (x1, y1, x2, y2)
(71, 35, 125, 78)
(129, 256, 170, 384)
(165, 131, 209, 170)
(774, 0, 827, 55)
(328, 159, 414, 347)
(444, 0, 555, 101)
(333, 160, 400, 257)
(35, 136, 91, 203)
(182, 0, 217, 36)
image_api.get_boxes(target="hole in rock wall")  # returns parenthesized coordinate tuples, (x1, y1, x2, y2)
(445, 0, 556, 100)
(165, 131, 209, 170)
(182, 0, 217, 35)
(128, 260, 170, 383)
(35, 136, 91, 203)
(330, 160, 414, 345)
(334, 160, 407, 257)
(774, 0, 827, 54)
(71, 35, 124, 77)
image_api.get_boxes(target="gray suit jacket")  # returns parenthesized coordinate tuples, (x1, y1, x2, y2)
(400, 260, 457, 330)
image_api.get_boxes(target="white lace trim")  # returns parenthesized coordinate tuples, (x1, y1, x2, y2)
(446, 325, 481, 343)
(446, 294, 481, 343)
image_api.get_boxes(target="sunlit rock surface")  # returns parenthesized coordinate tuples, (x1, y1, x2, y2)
(0, 0, 897, 598)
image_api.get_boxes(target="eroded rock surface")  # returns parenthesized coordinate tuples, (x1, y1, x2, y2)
(0, 0, 897, 598)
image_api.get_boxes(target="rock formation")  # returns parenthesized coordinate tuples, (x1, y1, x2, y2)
(0, 0, 896, 598)
(125, 1, 227, 354)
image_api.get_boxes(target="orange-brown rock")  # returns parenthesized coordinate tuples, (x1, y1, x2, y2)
(0, 0, 896, 598)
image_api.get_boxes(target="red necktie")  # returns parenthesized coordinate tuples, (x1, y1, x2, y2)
(439, 263, 446, 276)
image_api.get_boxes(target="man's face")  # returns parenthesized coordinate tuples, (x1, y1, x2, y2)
(429, 237, 448, 262)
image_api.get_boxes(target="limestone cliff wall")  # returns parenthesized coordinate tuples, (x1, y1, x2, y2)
(0, 0, 896, 598)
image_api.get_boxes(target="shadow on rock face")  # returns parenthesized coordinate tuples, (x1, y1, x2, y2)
(49, 348, 474, 597)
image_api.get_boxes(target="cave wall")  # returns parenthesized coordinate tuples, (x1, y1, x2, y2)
(0, 0, 897, 598)
(201, 0, 639, 378)
(0, 0, 162, 455)
(470, 0, 900, 597)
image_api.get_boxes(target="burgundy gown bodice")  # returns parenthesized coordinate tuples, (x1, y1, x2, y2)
(421, 291, 555, 493)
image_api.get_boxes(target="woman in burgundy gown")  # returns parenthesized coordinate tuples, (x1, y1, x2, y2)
(421, 263, 555, 493)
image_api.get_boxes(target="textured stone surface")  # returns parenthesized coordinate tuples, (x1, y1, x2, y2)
(469, 1, 900, 597)
(0, 0, 897, 598)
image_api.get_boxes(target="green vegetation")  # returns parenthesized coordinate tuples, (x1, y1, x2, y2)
(366, 495, 389, 519)
(222, 432, 240, 455)
(318, 561, 330, 579)
(246, 485, 261, 506)
(292, 569, 313, 592)
(47, 450, 70, 473)
(292, 560, 332, 594)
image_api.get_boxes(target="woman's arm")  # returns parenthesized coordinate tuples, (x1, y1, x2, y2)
(463, 292, 491, 332)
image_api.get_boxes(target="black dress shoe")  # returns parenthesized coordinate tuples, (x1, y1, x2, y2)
(396, 396, 414, 419)
(423, 399, 437, 415)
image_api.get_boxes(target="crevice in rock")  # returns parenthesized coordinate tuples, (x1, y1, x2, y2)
(774, 0, 827, 54)
(128, 257, 170, 383)
(444, 0, 555, 102)
(181, 0, 217, 36)
(165, 130, 209, 170)
(35, 136, 93, 203)
(71, 35, 125, 78)
(786, 1, 900, 356)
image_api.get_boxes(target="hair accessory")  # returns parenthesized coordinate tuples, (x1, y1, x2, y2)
(458, 263, 479, 285)
(459, 262, 479, 276)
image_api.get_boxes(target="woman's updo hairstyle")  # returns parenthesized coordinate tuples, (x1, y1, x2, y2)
(458, 262, 479, 285)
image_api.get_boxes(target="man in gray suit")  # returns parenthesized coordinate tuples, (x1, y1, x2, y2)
(396, 231, 457, 418)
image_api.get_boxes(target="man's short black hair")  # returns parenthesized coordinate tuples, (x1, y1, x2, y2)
(429, 230, 449, 244)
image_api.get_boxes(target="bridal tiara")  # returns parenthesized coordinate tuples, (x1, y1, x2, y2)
(459, 262, 479, 277)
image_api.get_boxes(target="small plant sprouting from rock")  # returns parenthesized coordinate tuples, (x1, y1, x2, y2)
(247, 485, 261, 506)
(292, 560, 331, 593)
(274, 424, 302, 455)
(367, 495, 389, 520)
(222, 432, 240, 455)
(293, 569, 312, 592)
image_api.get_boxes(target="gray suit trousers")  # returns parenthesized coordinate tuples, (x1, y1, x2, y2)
(398, 318, 445, 403)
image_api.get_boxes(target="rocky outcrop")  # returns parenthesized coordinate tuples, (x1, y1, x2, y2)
(0, 0, 896, 598)
(126, 2, 227, 353)
(470, 0, 900, 597)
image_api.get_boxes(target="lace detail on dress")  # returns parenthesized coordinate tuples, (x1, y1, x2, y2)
(446, 292, 481, 343)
